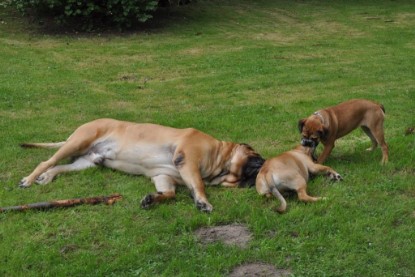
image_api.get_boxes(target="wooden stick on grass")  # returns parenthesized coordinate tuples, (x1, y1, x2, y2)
(0, 194, 122, 212)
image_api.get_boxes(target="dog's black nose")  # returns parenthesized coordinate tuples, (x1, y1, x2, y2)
(301, 138, 312, 147)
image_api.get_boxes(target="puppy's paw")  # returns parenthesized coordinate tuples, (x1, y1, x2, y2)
(196, 200, 213, 213)
(18, 177, 32, 188)
(140, 194, 154, 209)
(328, 172, 343, 181)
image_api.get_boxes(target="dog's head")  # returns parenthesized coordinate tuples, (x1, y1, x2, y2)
(295, 144, 318, 161)
(237, 144, 265, 188)
(298, 115, 328, 148)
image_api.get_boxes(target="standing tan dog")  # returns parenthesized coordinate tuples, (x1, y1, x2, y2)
(19, 118, 265, 212)
(298, 99, 388, 164)
(256, 145, 342, 213)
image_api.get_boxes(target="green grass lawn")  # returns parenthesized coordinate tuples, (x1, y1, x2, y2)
(1, 0, 414, 275)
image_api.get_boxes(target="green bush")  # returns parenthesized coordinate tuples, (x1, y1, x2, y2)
(8, 0, 159, 29)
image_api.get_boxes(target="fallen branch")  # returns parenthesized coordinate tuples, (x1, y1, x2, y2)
(0, 194, 122, 212)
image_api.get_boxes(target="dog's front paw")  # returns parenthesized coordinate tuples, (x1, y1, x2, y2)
(328, 172, 343, 181)
(18, 177, 32, 188)
(196, 200, 213, 213)
(140, 194, 154, 209)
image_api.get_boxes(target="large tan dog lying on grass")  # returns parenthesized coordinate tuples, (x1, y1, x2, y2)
(298, 99, 388, 164)
(256, 145, 342, 213)
(19, 118, 265, 212)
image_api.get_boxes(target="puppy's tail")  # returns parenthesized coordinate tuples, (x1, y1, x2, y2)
(20, 142, 66, 149)
(271, 186, 287, 213)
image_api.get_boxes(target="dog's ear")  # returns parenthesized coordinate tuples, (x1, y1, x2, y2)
(298, 119, 306, 133)
(240, 155, 265, 188)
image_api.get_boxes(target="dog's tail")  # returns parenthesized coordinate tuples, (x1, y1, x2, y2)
(20, 142, 66, 149)
(271, 186, 287, 213)
(257, 173, 287, 213)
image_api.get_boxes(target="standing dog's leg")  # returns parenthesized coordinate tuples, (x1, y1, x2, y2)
(141, 175, 177, 209)
(318, 140, 335, 164)
(379, 139, 389, 165)
(368, 122, 388, 164)
(361, 126, 378, 151)
(362, 123, 388, 164)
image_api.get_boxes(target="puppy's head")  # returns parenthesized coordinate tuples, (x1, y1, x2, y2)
(295, 144, 318, 161)
(235, 144, 265, 188)
(298, 116, 328, 148)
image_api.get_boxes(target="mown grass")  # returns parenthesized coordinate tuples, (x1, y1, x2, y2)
(0, 0, 414, 276)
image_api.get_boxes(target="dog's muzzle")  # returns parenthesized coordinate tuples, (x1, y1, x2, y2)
(301, 138, 319, 148)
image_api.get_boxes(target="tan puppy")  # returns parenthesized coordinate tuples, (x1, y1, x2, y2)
(256, 145, 342, 213)
(298, 99, 388, 164)
(19, 118, 265, 212)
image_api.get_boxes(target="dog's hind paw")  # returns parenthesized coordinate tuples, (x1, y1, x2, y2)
(18, 178, 31, 188)
(35, 172, 54, 185)
(140, 194, 154, 209)
(196, 200, 213, 213)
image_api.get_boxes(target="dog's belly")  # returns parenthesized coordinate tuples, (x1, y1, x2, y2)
(104, 159, 180, 178)
(93, 141, 181, 179)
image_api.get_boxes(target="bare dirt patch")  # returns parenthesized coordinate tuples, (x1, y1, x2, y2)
(195, 224, 252, 248)
(229, 263, 292, 277)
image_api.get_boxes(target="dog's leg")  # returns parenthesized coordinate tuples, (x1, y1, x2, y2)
(297, 186, 321, 202)
(141, 175, 176, 209)
(380, 141, 389, 165)
(173, 150, 213, 212)
(361, 126, 378, 151)
(368, 124, 388, 164)
(19, 145, 84, 187)
(317, 141, 335, 164)
(19, 129, 97, 187)
(174, 154, 212, 212)
(308, 163, 342, 181)
(182, 169, 212, 213)
(35, 154, 101, 185)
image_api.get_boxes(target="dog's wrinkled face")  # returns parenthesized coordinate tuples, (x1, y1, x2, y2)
(238, 144, 265, 188)
(298, 117, 326, 148)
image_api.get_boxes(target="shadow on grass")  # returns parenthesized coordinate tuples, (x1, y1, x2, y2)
(2, 5, 191, 36)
